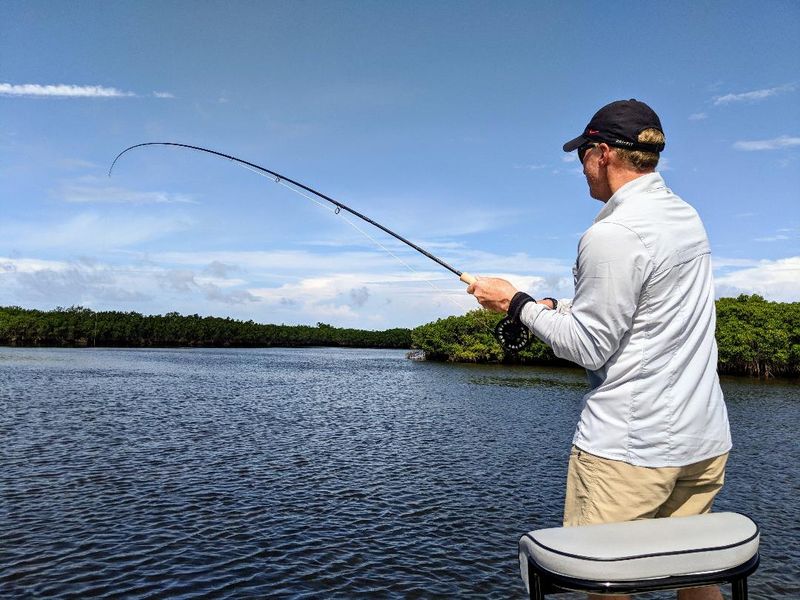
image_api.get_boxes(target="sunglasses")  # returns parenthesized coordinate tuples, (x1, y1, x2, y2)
(578, 142, 600, 164)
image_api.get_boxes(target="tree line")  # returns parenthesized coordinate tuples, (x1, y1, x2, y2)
(411, 295, 799, 378)
(2, 295, 797, 377)
(0, 306, 411, 349)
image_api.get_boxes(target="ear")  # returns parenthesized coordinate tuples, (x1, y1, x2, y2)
(597, 143, 611, 167)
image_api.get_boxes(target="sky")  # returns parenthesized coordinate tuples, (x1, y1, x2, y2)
(1, 1, 798, 329)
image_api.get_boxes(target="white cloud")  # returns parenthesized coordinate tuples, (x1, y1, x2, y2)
(0, 83, 175, 99)
(0, 243, 582, 327)
(57, 158, 98, 170)
(347, 199, 517, 238)
(62, 183, 196, 204)
(0, 257, 70, 274)
(150, 247, 574, 290)
(459, 250, 571, 276)
(0, 213, 192, 252)
(713, 83, 796, 105)
(153, 249, 398, 274)
(158, 269, 257, 304)
(712, 257, 761, 269)
(754, 234, 790, 242)
(349, 286, 370, 307)
(398, 207, 511, 237)
(0, 256, 150, 305)
(752, 227, 796, 243)
(0, 256, 263, 311)
(689, 112, 708, 121)
(714, 256, 800, 301)
(733, 136, 800, 151)
(204, 260, 240, 279)
(248, 271, 474, 324)
(0, 83, 135, 98)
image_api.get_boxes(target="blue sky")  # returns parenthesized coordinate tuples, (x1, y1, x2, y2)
(2, 1, 798, 328)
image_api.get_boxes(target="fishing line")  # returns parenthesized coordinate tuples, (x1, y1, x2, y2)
(109, 142, 526, 349)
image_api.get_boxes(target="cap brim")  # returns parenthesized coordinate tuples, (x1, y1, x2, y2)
(563, 134, 588, 152)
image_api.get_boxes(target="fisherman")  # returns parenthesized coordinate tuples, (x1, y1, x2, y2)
(467, 99, 732, 600)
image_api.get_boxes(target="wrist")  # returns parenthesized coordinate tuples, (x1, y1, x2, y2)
(542, 297, 558, 310)
(508, 292, 535, 321)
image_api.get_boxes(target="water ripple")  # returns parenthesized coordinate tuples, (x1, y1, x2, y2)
(1, 348, 797, 599)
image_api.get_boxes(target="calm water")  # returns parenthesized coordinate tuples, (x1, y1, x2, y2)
(1, 347, 798, 599)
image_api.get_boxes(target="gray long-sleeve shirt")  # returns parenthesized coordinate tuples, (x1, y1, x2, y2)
(521, 172, 731, 467)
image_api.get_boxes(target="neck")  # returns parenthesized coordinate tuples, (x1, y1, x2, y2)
(607, 168, 654, 198)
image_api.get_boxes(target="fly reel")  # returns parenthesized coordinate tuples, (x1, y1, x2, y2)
(494, 316, 532, 352)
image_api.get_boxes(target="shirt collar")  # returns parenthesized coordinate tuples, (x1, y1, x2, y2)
(594, 172, 667, 223)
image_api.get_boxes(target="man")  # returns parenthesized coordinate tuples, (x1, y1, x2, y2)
(468, 99, 732, 600)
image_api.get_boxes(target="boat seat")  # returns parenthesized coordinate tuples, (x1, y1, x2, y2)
(518, 512, 759, 599)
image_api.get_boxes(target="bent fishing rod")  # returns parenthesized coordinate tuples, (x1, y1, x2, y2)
(110, 142, 476, 285)
(109, 142, 531, 351)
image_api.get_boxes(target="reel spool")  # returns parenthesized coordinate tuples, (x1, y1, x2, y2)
(494, 316, 532, 352)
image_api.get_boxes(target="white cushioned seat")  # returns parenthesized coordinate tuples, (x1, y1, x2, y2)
(519, 512, 759, 594)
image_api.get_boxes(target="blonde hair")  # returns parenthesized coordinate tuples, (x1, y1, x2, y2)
(615, 128, 664, 171)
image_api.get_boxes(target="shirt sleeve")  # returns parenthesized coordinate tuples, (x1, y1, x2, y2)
(520, 222, 653, 371)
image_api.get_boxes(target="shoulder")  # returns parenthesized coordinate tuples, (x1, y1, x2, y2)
(578, 221, 653, 271)
(580, 220, 646, 250)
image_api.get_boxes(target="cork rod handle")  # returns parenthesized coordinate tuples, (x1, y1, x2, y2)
(459, 272, 477, 286)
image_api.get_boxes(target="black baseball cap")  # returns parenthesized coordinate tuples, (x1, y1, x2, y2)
(563, 99, 665, 154)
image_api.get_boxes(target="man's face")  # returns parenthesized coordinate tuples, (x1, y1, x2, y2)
(581, 143, 612, 201)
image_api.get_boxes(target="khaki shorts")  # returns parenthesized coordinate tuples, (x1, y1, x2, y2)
(563, 446, 728, 526)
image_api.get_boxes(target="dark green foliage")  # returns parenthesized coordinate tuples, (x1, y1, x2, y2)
(410, 309, 504, 362)
(3, 296, 797, 377)
(0, 306, 411, 349)
(411, 309, 571, 366)
(412, 297, 800, 377)
(715, 294, 799, 378)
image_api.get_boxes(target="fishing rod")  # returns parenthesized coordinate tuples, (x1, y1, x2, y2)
(110, 143, 475, 284)
(109, 142, 531, 351)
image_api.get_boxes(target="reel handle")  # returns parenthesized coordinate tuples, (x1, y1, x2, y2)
(459, 272, 477, 285)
